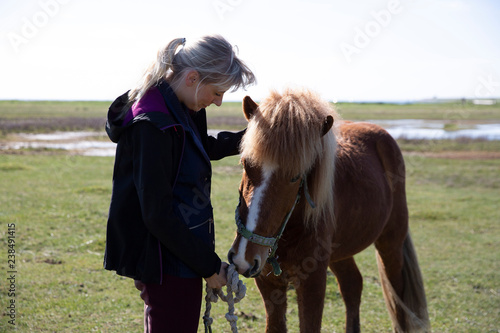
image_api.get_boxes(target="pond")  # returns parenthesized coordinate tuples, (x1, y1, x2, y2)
(1, 121, 499, 156)
(1, 132, 116, 157)
(369, 119, 500, 141)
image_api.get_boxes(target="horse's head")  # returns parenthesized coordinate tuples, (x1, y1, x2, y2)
(228, 90, 336, 277)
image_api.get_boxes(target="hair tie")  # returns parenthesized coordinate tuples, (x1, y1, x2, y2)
(172, 38, 186, 59)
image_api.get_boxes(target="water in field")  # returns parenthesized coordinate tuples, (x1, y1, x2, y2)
(1, 122, 499, 156)
(369, 119, 500, 141)
(1, 132, 116, 157)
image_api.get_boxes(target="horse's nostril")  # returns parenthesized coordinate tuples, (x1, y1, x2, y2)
(249, 257, 261, 276)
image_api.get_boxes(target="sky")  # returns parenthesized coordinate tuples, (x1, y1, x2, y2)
(0, 0, 499, 102)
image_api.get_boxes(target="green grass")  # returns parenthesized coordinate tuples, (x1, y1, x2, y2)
(0, 100, 109, 119)
(0, 152, 499, 332)
(334, 101, 500, 121)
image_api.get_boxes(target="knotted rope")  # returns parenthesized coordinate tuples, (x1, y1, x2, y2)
(203, 264, 246, 333)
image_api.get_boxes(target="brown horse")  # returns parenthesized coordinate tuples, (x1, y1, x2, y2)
(228, 89, 430, 333)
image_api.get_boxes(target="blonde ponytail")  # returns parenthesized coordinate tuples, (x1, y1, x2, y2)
(128, 37, 186, 103)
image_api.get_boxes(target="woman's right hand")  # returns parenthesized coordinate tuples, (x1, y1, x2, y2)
(204, 262, 228, 289)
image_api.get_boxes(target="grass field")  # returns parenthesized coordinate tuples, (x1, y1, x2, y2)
(0, 100, 499, 332)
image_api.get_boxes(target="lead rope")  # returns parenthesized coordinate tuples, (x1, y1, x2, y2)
(203, 264, 246, 333)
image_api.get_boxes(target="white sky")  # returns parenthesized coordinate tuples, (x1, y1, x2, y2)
(0, 0, 499, 102)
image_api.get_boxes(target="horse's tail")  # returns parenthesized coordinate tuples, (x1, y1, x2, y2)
(376, 233, 431, 333)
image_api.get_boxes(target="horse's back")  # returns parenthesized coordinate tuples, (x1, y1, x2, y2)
(338, 121, 398, 148)
(337, 121, 405, 186)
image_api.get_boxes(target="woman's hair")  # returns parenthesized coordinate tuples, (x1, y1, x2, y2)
(128, 34, 256, 103)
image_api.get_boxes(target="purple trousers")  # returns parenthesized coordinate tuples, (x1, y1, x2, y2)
(136, 275, 203, 333)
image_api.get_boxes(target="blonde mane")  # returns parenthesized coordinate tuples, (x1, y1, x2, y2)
(241, 88, 340, 225)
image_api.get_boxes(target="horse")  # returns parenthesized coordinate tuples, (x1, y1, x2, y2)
(228, 88, 430, 333)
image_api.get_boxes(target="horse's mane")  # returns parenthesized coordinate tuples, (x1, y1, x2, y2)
(241, 88, 340, 227)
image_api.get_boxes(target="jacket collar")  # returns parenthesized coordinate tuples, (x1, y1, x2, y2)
(157, 80, 211, 165)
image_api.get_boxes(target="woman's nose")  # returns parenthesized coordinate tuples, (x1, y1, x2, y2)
(213, 95, 223, 107)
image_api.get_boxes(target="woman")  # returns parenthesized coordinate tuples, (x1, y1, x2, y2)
(104, 35, 256, 332)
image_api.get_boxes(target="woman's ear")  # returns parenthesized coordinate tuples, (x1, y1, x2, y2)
(185, 70, 199, 87)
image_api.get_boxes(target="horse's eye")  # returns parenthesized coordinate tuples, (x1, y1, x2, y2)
(290, 174, 301, 183)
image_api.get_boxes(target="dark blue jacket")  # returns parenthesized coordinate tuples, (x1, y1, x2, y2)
(104, 81, 243, 283)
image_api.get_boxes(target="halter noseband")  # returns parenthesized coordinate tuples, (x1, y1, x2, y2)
(235, 174, 316, 276)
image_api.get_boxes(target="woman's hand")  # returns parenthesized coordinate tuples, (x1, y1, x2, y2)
(204, 262, 229, 289)
(134, 280, 147, 301)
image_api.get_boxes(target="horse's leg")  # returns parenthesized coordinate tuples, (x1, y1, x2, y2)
(373, 191, 430, 330)
(374, 235, 406, 331)
(255, 275, 288, 333)
(329, 257, 363, 333)
(294, 261, 329, 333)
(374, 195, 429, 332)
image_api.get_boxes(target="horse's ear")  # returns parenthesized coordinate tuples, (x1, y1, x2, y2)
(242, 96, 258, 121)
(321, 115, 334, 136)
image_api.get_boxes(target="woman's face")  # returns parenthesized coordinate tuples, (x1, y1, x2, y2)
(192, 83, 226, 111)
(177, 71, 226, 111)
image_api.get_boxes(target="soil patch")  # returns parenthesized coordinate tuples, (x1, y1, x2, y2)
(404, 151, 500, 160)
(0, 117, 105, 134)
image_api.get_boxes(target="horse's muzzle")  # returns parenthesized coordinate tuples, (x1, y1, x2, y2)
(228, 249, 262, 278)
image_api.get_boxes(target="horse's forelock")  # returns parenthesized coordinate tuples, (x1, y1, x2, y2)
(242, 89, 330, 172)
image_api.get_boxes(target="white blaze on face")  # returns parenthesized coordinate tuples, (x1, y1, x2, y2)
(233, 163, 276, 272)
